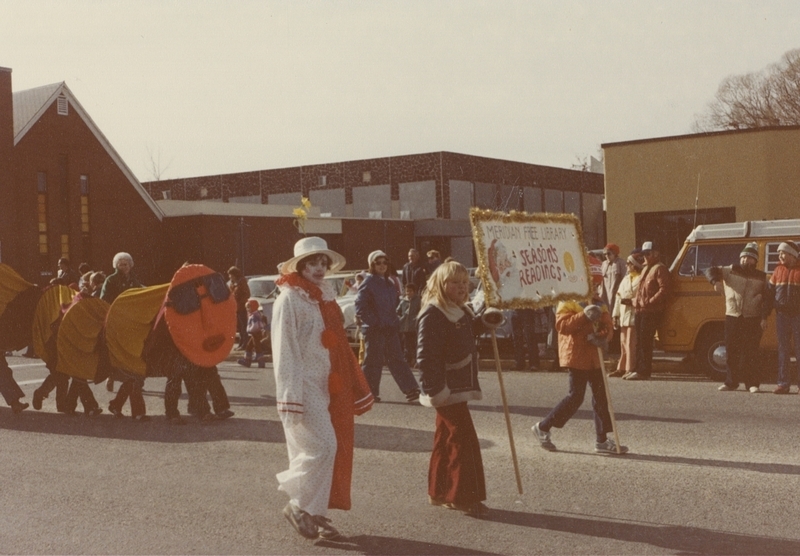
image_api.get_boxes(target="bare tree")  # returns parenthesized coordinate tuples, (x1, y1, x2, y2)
(144, 144, 174, 182)
(693, 48, 800, 131)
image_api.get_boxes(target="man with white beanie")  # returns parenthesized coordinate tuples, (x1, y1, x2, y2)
(705, 242, 768, 393)
(764, 240, 800, 394)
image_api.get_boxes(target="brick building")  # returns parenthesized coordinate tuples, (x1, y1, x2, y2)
(0, 67, 166, 284)
(0, 66, 605, 282)
(145, 152, 605, 272)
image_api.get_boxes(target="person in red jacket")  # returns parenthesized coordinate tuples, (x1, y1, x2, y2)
(625, 241, 670, 381)
(532, 295, 627, 455)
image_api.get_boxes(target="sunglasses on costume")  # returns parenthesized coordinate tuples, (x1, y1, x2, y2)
(167, 273, 231, 315)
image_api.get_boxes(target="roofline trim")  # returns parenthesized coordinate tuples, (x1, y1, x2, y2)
(14, 82, 165, 221)
(601, 125, 800, 150)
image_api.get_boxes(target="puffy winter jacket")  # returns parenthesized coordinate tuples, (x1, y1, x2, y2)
(355, 274, 401, 329)
(765, 263, 800, 316)
(555, 301, 613, 371)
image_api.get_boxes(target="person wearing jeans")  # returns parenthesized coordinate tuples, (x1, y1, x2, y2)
(764, 241, 800, 394)
(356, 250, 421, 403)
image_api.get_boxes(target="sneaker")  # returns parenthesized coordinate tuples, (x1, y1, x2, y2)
(108, 405, 123, 418)
(621, 372, 635, 380)
(532, 422, 556, 451)
(595, 438, 629, 455)
(718, 384, 738, 391)
(608, 369, 626, 378)
(313, 515, 342, 540)
(774, 385, 791, 394)
(215, 409, 235, 420)
(405, 389, 420, 403)
(428, 495, 448, 507)
(625, 372, 649, 381)
(237, 357, 252, 368)
(86, 408, 103, 417)
(749, 386, 760, 393)
(283, 503, 318, 539)
(11, 401, 28, 414)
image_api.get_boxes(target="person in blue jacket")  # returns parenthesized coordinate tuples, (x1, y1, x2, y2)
(355, 250, 420, 403)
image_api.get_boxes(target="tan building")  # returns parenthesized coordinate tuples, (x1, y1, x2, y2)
(602, 125, 800, 266)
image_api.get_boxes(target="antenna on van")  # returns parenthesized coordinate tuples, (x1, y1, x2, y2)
(693, 172, 701, 229)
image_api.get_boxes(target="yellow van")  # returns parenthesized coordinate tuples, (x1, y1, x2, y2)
(658, 219, 800, 379)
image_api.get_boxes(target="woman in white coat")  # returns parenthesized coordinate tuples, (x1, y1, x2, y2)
(609, 255, 643, 377)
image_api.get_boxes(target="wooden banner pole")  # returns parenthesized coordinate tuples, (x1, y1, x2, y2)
(491, 329, 524, 494)
(597, 347, 622, 454)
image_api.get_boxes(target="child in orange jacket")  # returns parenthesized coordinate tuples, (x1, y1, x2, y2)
(532, 297, 628, 455)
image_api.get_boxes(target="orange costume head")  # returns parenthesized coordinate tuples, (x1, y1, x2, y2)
(164, 264, 236, 367)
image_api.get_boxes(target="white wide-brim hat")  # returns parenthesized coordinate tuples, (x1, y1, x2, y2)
(281, 236, 346, 275)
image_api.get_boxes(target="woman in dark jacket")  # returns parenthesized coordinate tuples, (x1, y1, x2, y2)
(416, 260, 501, 518)
(355, 250, 420, 402)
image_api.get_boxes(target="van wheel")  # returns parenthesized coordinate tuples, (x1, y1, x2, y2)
(694, 325, 727, 381)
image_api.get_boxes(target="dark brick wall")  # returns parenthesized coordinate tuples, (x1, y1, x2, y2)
(0, 70, 14, 268)
(12, 99, 164, 284)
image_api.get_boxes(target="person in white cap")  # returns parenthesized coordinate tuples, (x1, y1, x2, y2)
(764, 240, 800, 394)
(355, 250, 421, 402)
(271, 237, 374, 540)
(705, 242, 768, 393)
(625, 241, 670, 380)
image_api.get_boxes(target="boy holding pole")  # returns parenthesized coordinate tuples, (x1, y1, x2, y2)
(532, 295, 628, 455)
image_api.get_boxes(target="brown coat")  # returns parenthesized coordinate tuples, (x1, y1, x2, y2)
(633, 261, 670, 313)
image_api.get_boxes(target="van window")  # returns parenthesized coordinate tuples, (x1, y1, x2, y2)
(765, 242, 782, 274)
(678, 243, 746, 277)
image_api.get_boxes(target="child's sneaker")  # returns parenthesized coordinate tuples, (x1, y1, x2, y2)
(237, 355, 253, 368)
(595, 438, 628, 455)
(532, 422, 556, 451)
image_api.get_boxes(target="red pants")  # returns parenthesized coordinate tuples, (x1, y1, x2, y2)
(428, 402, 486, 505)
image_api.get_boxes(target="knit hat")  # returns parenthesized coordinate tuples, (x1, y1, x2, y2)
(778, 241, 799, 259)
(626, 254, 643, 271)
(368, 250, 388, 267)
(603, 243, 620, 256)
(739, 242, 759, 261)
(641, 241, 655, 253)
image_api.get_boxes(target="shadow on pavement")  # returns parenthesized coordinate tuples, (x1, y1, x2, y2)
(0, 405, 444, 452)
(489, 509, 800, 555)
(470, 404, 701, 424)
(623, 452, 800, 476)
(315, 535, 500, 555)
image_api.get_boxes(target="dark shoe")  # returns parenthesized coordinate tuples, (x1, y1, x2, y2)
(199, 413, 216, 424)
(62, 409, 77, 416)
(168, 415, 186, 425)
(215, 409, 235, 420)
(10, 401, 28, 414)
(313, 515, 342, 540)
(32, 389, 44, 410)
(774, 385, 791, 394)
(86, 408, 103, 417)
(108, 405, 123, 418)
(608, 369, 626, 378)
(283, 503, 318, 539)
(405, 389, 420, 403)
(132, 414, 151, 422)
(374, 396, 381, 403)
(237, 357, 252, 368)
(106, 379, 114, 392)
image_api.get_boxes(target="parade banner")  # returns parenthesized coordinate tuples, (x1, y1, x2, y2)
(470, 209, 593, 309)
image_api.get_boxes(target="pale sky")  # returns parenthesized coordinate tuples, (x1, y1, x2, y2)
(2, 1, 799, 182)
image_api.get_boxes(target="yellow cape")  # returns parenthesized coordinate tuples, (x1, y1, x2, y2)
(105, 284, 169, 377)
(57, 297, 110, 380)
(32, 285, 75, 364)
(0, 264, 34, 319)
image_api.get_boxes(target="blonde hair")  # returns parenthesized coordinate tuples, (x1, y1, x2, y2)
(422, 260, 469, 308)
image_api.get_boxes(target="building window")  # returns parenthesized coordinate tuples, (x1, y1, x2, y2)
(38, 193, 48, 255)
(57, 94, 68, 116)
(37, 172, 47, 193)
(319, 175, 327, 186)
(61, 234, 69, 259)
(81, 196, 89, 233)
(80, 174, 89, 195)
(362, 171, 371, 183)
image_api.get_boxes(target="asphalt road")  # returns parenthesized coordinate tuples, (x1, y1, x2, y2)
(1, 353, 799, 555)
